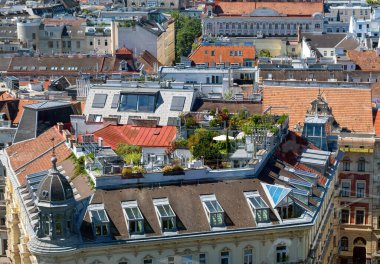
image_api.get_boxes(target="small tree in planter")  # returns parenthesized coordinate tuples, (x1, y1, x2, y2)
(162, 165, 184, 176)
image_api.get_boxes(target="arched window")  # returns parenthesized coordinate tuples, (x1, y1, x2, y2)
(358, 157, 365, 172)
(341, 237, 348, 251)
(220, 248, 230, 264)
(244, 246, 253, 264)
(118, 257, 128, 264)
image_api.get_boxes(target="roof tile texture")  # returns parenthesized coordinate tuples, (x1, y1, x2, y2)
(94, 125, 177, 150)
(348, 50, 380, 71)
(215, 1, 323, 16)
(189, 45, 255, 65)
(263, 85, 373, 133)
(6, 126, 72, 185)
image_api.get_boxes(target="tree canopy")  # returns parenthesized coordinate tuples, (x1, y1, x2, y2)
(171, 12, 202, 62)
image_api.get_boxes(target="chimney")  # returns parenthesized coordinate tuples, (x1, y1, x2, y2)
(98, 137, 103, 149)
(57, 122, 64, 132)
(297, 26, 302, 43)
(103, 116, 119, 126)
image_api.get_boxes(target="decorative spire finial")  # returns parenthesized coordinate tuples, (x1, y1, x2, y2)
(50, 137, 57, 171)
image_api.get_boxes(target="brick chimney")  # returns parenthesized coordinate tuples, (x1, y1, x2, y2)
(57, 122, 64, 133)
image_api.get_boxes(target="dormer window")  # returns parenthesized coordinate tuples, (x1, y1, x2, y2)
(89, 206, 110, 237)
(246, 192, 270, 223)
(122, 201, 144, 235)
(201, 195, 225, 227)
(119, 60, 129, 71)
(154, 199, 176, 232)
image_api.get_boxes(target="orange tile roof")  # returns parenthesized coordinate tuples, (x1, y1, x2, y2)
(263, 85, 373, 133)
(94, 125, 177, 150)
(189, 45, 255, 65)
(6, 126, 72, 185)
(374, 109, 380, 137)
(347, 50, 380, 71)
(215, 1, 323, 16)
(0, 92, 14, 101)
(13, 99, 42, 124)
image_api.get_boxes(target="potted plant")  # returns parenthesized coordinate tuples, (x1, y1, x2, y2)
(162, 165, 185, 176)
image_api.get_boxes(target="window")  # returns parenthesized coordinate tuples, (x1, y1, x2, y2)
(244, 248, 253, 264)
(324, 51, 327, 56)
(199, 253, 206, 264)
(105, 40, 108, 46)
(330, 51, 334, 56)
(154, 199, 176, 232)
(92, 93, 108, 108)
(341, 237, 348, 251)
(90, 41, 93, 46)
(68, 41, 71, 48)
(341, 181, 350, 197)
(220, 251, 230, 264)
(32, 33, 36, 40)
(211, 50, 215, 56)
(358, 157, 365, 172)
(98, 39, 101, 45)
(119, 93, 156, 112)
(123, 201, 144, 235)
(378, 239, 380, 251)
(276, 246, 287, 263)
(48, 41, 53, 48)
(341, 209, 349, 224)
(76, 41, 80, 49)
(88, 114, 102, 122)
(356, 210, 364, 225)
(356, 181, 365, 198)
(315, 23, 320, 29)
(247, 193, 269, 223)
(202, 196, 225, 227)
(168, 257, 174, 264)
(170, 96, 186, 111)
(90, 208, 109, 237)
(42, 214, 50, 236)
(55, 214, 63, 236)
(143, 258, 153, 264)
(343, 157, 350, 171)
(182, 256, 192, 264)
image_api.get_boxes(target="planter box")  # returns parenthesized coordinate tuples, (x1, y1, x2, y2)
(121, 172, 144, 179)
(163, 170, 185, 176)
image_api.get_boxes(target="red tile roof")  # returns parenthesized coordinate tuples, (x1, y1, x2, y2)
(13, 99, 42, 124)
(374, 109, 380, 137)
(189, 45, 255, 65)
(347, 50, 380, 71)
(263, 85, 373, 133)
(94, 125, 177, 150)
(0, 92, 14, 100)
(214, 1, 323, 16)
(6, 126, 72, 185)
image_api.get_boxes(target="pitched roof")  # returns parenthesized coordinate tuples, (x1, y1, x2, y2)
(214, 1, 323, 16)
(93, 125, 177, 149)
(189, 45, 255, 65)
(262, 82, 373, 133)
(6, 126, 72, 185)
(374, 109, 380, 137)
(302, 33, 346, 48)
(347, 50, 380, 71)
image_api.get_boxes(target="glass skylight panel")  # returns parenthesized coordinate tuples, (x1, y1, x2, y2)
(125, 207, 143, 221)
(294, 169, 318, 178)
(265, 184, 291, 206)
(204, 200, 224, 213)
(249, 196, 268, 209)
(157, 204, 175, 218)
(289, 178, 313, 188)
(91, 209, 109, 223)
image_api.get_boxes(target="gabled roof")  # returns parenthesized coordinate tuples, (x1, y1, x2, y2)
(93, 124, 177, 149)
(302, 33, 346, 49)
(213, 1, 323, 17)
(6, 126, 72, 185)
(189, 45, 255, 65)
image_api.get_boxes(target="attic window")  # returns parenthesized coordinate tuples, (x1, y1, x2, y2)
(170, 96, 186, 111)
(154, 199, 176, 232)
(122, 201, 144, 235)
(90, 207, 109, 237)
(92, 94, 108, 108)
(201, 195, 225, 227)
(245, 192, 270, 223)
(41, 190, 49, 198)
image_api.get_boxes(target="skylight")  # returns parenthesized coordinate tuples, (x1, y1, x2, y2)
(264, 184, 292, 207)
(89, 206, 110, 237)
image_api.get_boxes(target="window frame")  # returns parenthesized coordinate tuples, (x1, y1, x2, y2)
(154, 199, 177, 233)
(356, 181, 365, 198)
(340, 237, 348, 251)
(243, 247, 253, 264)
(341, 180, 351, 197)
(355, 209, 365, 225)
(341, 209, 350, 224)
(220, 250, 230, 264)
(118, 93, 157, 113)
(122, 201, 145, 235)
(89, 206, 110, 238)
(201, 195, 225, 228)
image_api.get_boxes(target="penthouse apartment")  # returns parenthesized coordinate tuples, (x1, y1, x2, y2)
(3, 111, 343, 263)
